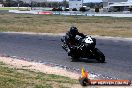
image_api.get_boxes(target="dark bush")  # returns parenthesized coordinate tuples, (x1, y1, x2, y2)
(52, 8, 63, 11)
(57, 8, 63, 11)
(52, 8, 57, 11)
(79, 7, 86, 12)
(129, 8, 132, 11)
(72, 8, 77, 11)
(95, 7, 99, 12)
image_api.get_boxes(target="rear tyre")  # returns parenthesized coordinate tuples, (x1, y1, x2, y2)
(94, 48, 105, 63)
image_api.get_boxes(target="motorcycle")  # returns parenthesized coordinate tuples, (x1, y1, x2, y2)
(61, 35, 105, 63)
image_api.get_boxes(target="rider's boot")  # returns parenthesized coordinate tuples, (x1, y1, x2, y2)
(67, 48, 72, 56)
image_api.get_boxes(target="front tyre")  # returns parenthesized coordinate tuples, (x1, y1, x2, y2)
(94, 48, 105, 63)
(71, 55, 80, 61)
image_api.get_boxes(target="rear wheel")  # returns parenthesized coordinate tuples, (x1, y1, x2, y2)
(94, 48, 105, 63)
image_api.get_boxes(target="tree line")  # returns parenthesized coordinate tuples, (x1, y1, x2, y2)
(0, 0, 102, 8)
(0, 0, 69, 7)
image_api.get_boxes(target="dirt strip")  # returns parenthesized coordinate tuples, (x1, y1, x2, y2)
(0, 56, 81, 79)
(0, 56, 131, 88)
(1, 32, 132, 41)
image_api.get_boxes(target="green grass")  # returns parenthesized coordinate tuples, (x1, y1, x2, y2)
(0, 13, 132, 37)
(0, 62, 78, 88)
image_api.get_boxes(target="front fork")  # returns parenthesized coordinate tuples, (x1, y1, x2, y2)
(62, 44, 68, 52)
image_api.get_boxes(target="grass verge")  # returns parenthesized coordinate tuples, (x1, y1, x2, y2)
(0, 13, 132, 37)
(0, 62, 78, 88)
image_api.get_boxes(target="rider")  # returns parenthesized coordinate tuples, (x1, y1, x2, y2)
(65, 26, 86, 56)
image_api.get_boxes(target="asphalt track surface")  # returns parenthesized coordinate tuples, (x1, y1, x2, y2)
(0, 33, 132, 80)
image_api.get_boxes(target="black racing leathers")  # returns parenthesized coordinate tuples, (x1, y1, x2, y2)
(64, 32, 85, 55)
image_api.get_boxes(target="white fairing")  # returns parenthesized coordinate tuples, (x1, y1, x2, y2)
(84, 36, 93, 44)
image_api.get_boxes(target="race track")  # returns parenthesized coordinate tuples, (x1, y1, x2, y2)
(0, 33, 132, 80)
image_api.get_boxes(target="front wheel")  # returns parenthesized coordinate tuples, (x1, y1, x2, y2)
(71, 55, 80, 61)
(94, 48, 105, 63)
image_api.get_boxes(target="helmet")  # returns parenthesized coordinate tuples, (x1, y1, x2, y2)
(69, 26, 78, 37)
